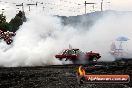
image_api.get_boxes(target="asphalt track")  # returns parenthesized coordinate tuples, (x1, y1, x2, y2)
(0, 61, 132, 88)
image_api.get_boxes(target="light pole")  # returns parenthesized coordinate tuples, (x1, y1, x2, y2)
(101, 0, 103, 11)
(84, 1, 96, 14)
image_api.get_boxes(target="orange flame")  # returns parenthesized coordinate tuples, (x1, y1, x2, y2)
(78, 66, 86, 76)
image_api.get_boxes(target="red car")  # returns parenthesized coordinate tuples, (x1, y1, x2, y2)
(55, 48, 101, 63)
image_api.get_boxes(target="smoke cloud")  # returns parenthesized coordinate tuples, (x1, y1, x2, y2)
(0, 11, 132, 67)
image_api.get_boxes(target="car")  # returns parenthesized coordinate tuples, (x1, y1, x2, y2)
(55, 48, 101, 63)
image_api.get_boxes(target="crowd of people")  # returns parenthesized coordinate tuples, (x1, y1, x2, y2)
(0, 29, 16, 44)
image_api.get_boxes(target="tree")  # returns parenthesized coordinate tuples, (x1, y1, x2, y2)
(9, 11, 26, 32)
(0, 14, 6, 24)
(9, 16, 23, 32)
(0, 22, 11, 31)
(0, 14, 9, 31)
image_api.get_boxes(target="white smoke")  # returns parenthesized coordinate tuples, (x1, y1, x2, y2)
(0, 11, 132, 67)
(0, 13, 64, 67)
(89, 11, 132, 60)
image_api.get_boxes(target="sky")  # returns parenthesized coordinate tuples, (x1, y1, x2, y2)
(0, 0, 132, 20)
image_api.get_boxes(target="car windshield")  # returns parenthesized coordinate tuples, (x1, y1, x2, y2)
(60, 49, 83, 55)
(75, 50, 84, 55)
(62, 49, 76, 55)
